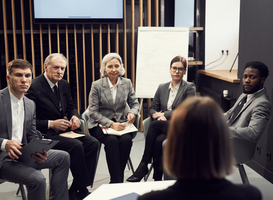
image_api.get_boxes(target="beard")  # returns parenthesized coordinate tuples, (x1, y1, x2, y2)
(243, 84, 261, 94)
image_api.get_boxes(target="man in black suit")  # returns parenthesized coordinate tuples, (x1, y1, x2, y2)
(26, 53, 99, 200)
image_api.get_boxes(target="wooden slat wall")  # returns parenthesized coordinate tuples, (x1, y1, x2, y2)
(0, 0, 160, 115)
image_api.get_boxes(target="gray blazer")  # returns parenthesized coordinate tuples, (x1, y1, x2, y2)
(149, 80, 196, 120)
(87, 77, 139, 129)
(0, 87, 38, 169)
(224, 88, 271, 143)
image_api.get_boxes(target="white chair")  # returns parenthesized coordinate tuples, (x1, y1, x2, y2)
(142, 117, 153, 181)
(232, 137, 257, 185)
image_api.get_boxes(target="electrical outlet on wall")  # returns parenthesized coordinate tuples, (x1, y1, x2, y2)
(219, 49, 230, 55)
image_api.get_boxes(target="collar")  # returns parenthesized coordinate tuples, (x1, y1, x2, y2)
(8, 87, 23, 103)
(44, 73, 58, 89)
(107, 77, 120, 88)
(245, 87, 264, 102)
(168, 80, 181, 91)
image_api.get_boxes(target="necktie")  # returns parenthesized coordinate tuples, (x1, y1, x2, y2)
(229, 95, 247, 124)
(53, 85, 62, 112)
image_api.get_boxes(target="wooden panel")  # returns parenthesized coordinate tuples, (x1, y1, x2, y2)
(123, 0, 127, 77)
(82, 24, 87, 110)
(57, 24, 60, 53)
(74, 25, 80, 113)
(2, 0, 9, 68)
(115, 24, 119, 54)
(155, 0, 159, 27)
(147, 0, 151, 26)
(107, 24, 111, 53)
(131, 0, 135, 88)
(20, 0, 26, 59)
(11, 0, 17, 59)
(139, 0, 143, 26)
(65, 24, 70, 83)
(48, 24, 51, 54)
(39, 24, 44, 73)
(99, 24, 102, 78)
(29, 0, 35, 77)
(91, 25, 95, 82)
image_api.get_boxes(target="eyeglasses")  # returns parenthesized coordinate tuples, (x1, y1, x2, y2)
(170, 67, 185, 73)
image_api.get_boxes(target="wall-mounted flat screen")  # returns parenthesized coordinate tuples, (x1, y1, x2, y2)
(33, 0, 123, 24)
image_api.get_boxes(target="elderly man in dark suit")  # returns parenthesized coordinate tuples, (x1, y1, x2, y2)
(26, 53, 99, 200)
(0, 59, 69, 200)
(224, 61, 271, 143)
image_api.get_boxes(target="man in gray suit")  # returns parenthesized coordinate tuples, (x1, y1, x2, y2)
(0, 59, 69, 200)
(224, 61, 271, 142)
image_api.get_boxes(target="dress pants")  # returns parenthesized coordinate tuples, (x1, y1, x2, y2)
(47, 133, 99, 189)
(141, 120, 169, 180)
(0, 150, 69, 200)
(89, 126, 133, 183)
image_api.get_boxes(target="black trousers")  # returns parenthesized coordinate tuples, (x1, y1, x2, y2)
(89, 126, 133, 183)
(47, 131, 99, 189)
(141, 120, 169, 180)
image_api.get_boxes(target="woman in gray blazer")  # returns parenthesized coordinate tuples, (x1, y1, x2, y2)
(127, 56, 196, 182)
(87, 53, 139, 183)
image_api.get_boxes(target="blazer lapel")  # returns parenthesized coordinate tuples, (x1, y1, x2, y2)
(21, 97, 28, 144)
(40, 75, 60, 111)
(172, 81, 184, 109)
(162, 82, 170, 111)
(114, 78, 124, 108)
(232, 89, 266, 123)
(102, 77, 114, 107)
(2, 88, 12, 139)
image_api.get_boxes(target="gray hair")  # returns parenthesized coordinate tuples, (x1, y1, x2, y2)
(44, 53, 67, 66)
(100, 53, 125, 77)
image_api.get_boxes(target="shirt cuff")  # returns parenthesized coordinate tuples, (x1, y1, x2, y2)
(1, 139, 8, 151)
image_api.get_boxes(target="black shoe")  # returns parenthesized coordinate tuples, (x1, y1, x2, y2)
(126, 162, 148, 182)
(78, 188, 91, 199)
(69, 190, 80, 200)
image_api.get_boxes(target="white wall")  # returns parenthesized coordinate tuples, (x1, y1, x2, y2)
(205, 0, 240, 70)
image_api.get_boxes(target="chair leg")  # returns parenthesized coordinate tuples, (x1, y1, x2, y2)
(16, 184, 27, 200)
(144, 163, 153, 182)
(237, 164, 250, 185)
(127, 157, 135, 173)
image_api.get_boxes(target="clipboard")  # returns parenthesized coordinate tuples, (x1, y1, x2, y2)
(17, 139, 59, 165)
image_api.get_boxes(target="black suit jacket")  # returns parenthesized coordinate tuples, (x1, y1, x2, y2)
(26, 74, 79, 135)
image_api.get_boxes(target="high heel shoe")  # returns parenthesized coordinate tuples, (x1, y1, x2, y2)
(126, 162, 148, 182)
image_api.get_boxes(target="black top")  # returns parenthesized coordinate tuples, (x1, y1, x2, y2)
(138, 178, 261, 200)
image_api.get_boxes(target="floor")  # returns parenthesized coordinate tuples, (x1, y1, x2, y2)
(1, 132, 273, 200)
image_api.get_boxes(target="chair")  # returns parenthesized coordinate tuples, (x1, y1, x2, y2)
(232, 137, 257, 185)
(142, 117, 153, 181)
(80, 103, 140, 181)
(0, 179, 27, 200)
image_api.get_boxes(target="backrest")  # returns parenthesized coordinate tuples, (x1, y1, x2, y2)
(232, 137, 257, 164)
(142, 117, 152, 138)
(81, 108, 90, 134)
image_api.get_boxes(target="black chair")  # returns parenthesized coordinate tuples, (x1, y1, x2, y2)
(0, 176, 27, 200)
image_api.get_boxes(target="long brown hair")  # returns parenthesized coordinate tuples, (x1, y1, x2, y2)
(164, 96, 234, 180)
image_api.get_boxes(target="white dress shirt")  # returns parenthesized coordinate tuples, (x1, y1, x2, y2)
(107, 77, 121, 104)
(167, 81, 181, 111)
(1, 88, 25, 151)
